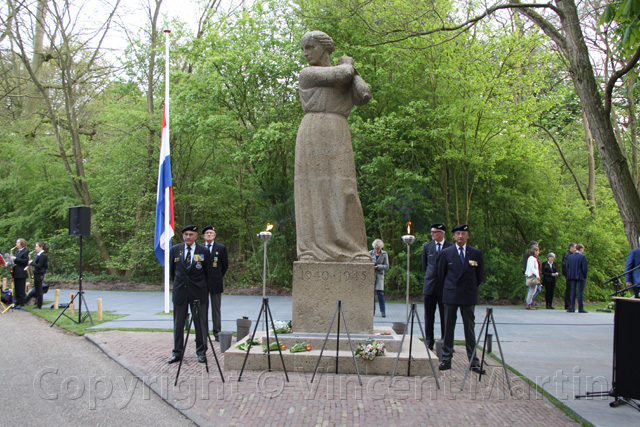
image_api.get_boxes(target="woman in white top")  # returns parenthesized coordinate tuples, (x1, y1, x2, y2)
(524, 247, 540, 310)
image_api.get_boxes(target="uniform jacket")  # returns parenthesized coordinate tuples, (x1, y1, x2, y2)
(625, 248, 640, 285)
(422, 239, 453, 296)
(169, 242, 212, 305)
(204, 241, 228, 294)
(32, 251, 48, 275)
(370, 249, 389, 291)
(566, 252, 588, 281)
(12, 248, 29, 279)
(437, 244, 484, 306)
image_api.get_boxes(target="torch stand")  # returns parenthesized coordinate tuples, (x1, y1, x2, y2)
(174, 299, 225, 385)
(389, 303, 440, 388)
(460, 307, 513, 395)
(238, 297, 289, 382)
(311, 300, 362, 385)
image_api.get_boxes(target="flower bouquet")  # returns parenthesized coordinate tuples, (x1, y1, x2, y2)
(236, 338, 261, 352)
(355, 338, 387, 360)
(272, 320, 292, 334)
(263, 341, 287, 353)
(289, 342, 312, 353)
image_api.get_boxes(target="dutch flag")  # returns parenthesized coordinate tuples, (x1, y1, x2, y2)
(154, 104, 174, 265)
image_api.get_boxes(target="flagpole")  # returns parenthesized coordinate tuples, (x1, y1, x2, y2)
(163, 29, 171, 314)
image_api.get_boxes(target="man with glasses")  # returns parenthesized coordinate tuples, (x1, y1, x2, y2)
(421, 223, 452, 351)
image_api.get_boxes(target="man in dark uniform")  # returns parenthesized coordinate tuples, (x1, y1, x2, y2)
(202, 225, 229, 341)
(168, 225, 212, 364)
(421, 223, 452, 351)
(562, 243, 576, 309)
(437, 224, 485, 373)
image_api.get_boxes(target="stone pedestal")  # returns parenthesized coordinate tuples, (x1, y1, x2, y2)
(292, 261, 374, 334)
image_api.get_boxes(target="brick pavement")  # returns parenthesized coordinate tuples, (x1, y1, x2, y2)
(88, 331, 581, 426)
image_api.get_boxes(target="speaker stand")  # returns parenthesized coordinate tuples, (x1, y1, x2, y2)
(51, 236, 93, 327)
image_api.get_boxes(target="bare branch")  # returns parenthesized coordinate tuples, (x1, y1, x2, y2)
(605, 44, 640, 115)
(365, 2, 561, 46)
(532, 123, 587, 201)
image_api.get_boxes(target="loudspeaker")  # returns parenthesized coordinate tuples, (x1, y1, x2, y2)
(69, 206, 91, 237)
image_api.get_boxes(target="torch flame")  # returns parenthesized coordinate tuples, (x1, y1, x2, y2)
(406, 222, 412, 235)
(265, 223, 274, 232)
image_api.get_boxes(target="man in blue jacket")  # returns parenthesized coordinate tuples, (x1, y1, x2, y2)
(624, 247, 640, 298)
(437, 224, 485, 373)
(566, 244, 588, 313)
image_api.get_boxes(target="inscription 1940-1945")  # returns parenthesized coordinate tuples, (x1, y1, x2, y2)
(298, 269, 368, 282)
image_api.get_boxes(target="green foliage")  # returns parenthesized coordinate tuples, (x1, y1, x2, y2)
(0, 0, 633, 301)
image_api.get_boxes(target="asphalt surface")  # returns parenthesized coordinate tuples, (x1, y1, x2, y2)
(0, 308, 194, 426)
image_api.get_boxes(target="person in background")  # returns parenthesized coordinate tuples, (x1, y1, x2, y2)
(28, 241, 49, 309)
(10, 238, 29, 308)
(522, 241, 539, 306)
(562, 243, 576, 309)
(566, 244, 588, 313)
(625, 246, 640, 298)
(524, 247, 540, 310)
(370, 239, 389, 317)
(541, 252, 559, 309)
(421, 223, 452, 350)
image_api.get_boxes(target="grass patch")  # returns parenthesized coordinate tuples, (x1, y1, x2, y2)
(24, 305, 126, 335)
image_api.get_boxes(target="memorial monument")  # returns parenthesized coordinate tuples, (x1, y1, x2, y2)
(292, 31, 374, 333)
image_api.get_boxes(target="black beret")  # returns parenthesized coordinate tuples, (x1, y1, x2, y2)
(181, 225, 198, 233)
(452, 224, 469, 233)
(430, 223, 446, 231)
(202, 225, 215, 233)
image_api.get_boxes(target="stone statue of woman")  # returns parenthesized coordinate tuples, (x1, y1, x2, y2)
(295, 31, 371, 263)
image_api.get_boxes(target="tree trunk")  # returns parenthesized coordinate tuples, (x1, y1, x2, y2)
(558, 0, 640, 249)
(627, 72, 638, 189)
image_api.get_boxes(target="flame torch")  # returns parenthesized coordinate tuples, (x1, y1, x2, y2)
(257, 223, 273, 299)
(401, 222, 416, 321)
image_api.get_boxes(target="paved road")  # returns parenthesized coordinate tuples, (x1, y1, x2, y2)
(0, 308, 194, 426)
(24, 290, 640, 425)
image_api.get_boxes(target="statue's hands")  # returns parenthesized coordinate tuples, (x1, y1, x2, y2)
(337, 56, 355, 66)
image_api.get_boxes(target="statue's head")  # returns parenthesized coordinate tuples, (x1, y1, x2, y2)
(301, 31, 334, 55)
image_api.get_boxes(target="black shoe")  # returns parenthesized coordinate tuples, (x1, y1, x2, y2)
(198, 355, 207, 363)
(566, 309, 575, 312)
(439, 361, 451, 371)
(578, 310, 588, 313)
(547, 306, 554, 309)
(471, 365, 486, 374)
(168, 355, 182, 364)
(215, 336, 220, 342)
(381, 312, 386, 318)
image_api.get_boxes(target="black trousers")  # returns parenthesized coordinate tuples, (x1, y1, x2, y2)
(33, 274, 44, 308)
(173, 298, 209, 357)
(442, 304, 479, 365)
(423, 293, 445, 349)
(13, 277, 26, 306)
(544, 282, 555, 308)
(209, 292, 221, 338)
(564, 281, 571, 309)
